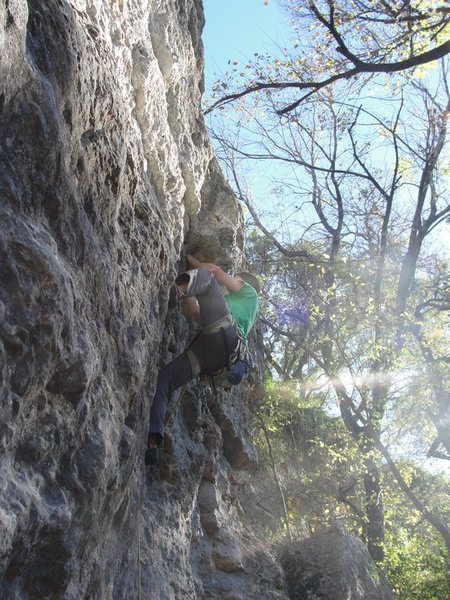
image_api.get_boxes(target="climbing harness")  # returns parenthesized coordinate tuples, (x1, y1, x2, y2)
(184, 314, 238, 377)
(202, 312, 235, 335)
(184, 312, 254, 392)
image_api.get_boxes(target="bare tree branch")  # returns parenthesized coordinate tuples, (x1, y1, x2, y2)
(205, 41, 450, 116)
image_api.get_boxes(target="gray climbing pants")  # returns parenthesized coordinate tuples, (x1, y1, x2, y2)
(148, 268, 238, 442)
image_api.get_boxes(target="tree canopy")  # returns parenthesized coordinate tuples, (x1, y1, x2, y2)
(205, 1, 450, 595)
(206, 0, 450, 114)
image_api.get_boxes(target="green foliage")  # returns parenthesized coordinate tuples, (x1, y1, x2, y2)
(255, 378, 450, 598)
(256, 377, 366, 536)
(382, 465, 450, 599)
(384, 534, 449, 600)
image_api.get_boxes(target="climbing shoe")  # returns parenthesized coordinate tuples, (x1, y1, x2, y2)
(145, 447, 160, 466)
(145, 432, 163, 465)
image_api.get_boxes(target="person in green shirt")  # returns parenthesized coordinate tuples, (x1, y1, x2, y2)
(146, 254, 260, 465)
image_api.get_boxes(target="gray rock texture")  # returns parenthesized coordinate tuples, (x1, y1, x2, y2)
(280, 527, 394, 600)
(0, 1, 287, 598)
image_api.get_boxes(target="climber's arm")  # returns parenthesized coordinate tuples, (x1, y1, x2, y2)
(186, 254, 243, 292)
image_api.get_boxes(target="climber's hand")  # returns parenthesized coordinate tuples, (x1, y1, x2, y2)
(187, 255, 243, 293)
(186, 254, 201, 268)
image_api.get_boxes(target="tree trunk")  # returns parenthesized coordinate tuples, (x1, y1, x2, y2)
(363, 454, 385, 562)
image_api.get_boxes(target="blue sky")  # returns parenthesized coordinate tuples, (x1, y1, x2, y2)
(202, 0, 294, 221)
(202, 0, 289, 87)
(201, 1, 450, 259)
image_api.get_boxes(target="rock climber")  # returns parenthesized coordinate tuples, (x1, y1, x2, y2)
(145, 253, 260, 465)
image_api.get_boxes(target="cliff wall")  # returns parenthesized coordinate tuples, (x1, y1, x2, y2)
(0, 1, 287, 598)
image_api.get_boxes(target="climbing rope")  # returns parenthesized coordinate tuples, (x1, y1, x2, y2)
(137, 503, 142, 600)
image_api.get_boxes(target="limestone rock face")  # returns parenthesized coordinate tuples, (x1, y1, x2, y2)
(280, 527, 394, 600)
(0, 1, 287, 598)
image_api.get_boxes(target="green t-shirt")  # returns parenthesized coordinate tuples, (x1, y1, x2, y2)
(225, 282, 259, 339)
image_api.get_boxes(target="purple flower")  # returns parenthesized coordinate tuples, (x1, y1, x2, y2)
(275, 299, 309, 326)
